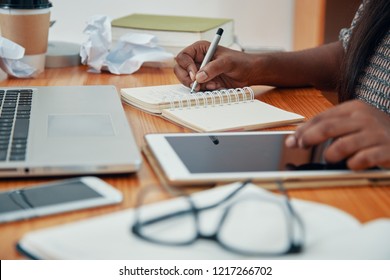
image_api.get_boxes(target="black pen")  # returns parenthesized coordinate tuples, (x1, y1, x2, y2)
(190, 28, 224, 93)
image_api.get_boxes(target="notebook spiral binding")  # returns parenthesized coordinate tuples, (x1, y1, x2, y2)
(165, 87, 254, 110)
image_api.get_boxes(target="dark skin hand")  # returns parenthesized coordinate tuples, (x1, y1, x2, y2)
(174, 40, 257, 91)
(285, 100, 390, 170)
(174, 40, 390, 170)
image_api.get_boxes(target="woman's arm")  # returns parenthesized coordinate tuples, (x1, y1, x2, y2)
(174, 41, 345, 91)
(255, 41, 345, 90)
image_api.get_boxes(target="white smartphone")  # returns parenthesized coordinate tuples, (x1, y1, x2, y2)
(0, 176, 123, 223)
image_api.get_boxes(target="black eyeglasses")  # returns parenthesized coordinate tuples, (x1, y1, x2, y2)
(131, 180, 305, 257)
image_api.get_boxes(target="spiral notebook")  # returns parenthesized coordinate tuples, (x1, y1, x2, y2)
(120, 84, 305, 132)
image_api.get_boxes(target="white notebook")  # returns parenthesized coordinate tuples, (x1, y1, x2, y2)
(121, 84, 305, 132)
(17, 182, 390, 260)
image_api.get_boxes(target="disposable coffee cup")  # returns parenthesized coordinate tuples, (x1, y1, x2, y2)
(0, 0, 52, 76)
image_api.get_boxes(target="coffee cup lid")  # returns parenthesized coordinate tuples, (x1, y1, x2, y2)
(0, 0, 52, 9)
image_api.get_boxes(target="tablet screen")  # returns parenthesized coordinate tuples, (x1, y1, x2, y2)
(164, 134, 347, 174)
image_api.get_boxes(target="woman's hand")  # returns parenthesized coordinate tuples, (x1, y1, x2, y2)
(285, 100, 390, 170)
(174, 41, 259, 91)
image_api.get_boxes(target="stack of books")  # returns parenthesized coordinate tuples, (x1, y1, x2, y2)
(111, 13, 238, 55)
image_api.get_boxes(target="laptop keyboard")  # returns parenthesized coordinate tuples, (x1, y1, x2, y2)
(0, 89, 33, 161)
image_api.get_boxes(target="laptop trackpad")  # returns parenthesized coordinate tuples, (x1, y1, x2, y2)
(48, 114, 115, 137)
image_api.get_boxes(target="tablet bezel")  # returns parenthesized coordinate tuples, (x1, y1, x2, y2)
(144, 131, 390, 186)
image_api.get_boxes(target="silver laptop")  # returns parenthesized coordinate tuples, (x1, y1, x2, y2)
(0, 85, 142, 177)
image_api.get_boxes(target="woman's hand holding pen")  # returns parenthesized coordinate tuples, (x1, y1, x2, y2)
(285, 100, 390, 170)
(174, 41, 260, 91)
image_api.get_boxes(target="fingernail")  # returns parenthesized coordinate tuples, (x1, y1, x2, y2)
(285, 135, 297, 147)
(189, 71, 195, 81)
(196, 71, 208, 82)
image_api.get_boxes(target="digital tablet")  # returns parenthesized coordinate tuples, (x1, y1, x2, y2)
(144, 131, 390, 186)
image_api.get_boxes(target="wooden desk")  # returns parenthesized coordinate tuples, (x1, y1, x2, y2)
(1, 66, 389, 259)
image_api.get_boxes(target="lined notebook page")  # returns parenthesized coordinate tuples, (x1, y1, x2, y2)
(121, 84, 191, 113)
(123, 84, 190, 105)
(161, 99, 305, 132)
(120, 84, 254, 113)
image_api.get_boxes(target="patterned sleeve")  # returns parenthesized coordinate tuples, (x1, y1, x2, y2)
(339, 1, 366, 50)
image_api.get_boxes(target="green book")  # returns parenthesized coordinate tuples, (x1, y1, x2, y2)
(111, 13, 235, 55)
(111, 13, 232, 33)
